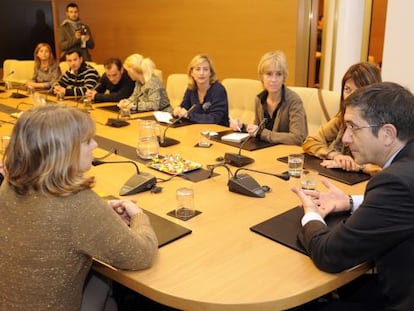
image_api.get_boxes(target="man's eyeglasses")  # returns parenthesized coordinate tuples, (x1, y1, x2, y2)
(345, 123, 381, 134)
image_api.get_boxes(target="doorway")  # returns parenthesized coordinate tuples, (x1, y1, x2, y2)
(304, 0, 387, 89)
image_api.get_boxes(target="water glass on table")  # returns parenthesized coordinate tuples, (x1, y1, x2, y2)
(5, 81, 12, 91)
(198, 130, 211, 147)
(27, 86, 34, 96)
(56, 92, 64, 101)
(300, 169, 319, 190)
(0, 135, 11, 155)
(288, 153, 304, 177)
(175, 187, 195, 220)
(83, 98, 93, 111)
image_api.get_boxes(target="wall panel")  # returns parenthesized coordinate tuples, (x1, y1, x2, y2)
(52, 0, 300, 83)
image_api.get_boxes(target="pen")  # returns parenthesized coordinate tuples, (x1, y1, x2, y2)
(230, 116, 241, 132)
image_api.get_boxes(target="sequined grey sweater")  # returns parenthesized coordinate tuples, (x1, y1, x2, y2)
(0, 183, 158, 310)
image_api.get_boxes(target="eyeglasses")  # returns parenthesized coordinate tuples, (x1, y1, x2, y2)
(345, 123, 381, 134)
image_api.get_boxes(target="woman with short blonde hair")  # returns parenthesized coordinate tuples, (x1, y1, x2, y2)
(257, 50, 288, 82)
(230, 50, 307, 145)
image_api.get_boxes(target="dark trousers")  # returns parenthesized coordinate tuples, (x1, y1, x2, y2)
(287, 274, 385, 311)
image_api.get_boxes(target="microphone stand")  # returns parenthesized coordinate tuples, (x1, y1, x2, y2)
(10, 88, 28, 99)
(2, 70, 15, 88)
(92, 159, 156, 196)
(227, 167, 289, 198)
(234, 167, 290, 181)
(224, 118, 268, 167)
(10, 102, 34, 118)
(79, 83, 100, 111)
(5, 71, 28, 99)
(206, 162, 234, 179)
(224, 135, 254, 167)
(44, 85, 57, 104)
(159, 104, 196, 147)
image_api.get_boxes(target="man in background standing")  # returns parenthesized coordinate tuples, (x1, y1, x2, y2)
(58, 2, 94, 61)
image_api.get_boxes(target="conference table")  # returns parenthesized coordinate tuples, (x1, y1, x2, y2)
(0, 89, 370, 311)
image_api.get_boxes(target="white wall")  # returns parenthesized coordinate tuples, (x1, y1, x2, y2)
(382, 0, 414, 92)
(321, 0, 368, 93)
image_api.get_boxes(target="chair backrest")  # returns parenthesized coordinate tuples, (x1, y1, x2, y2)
(289, 86, 340, 134)
(222, 78, 262, 124)
(59, 61, 101, 75)
(166, 73, 188, 108)
(319, 88, 340, 120)
(58, 62, 159, 82)
(93, 64, 105, 77)
(3, 59, 35, 83)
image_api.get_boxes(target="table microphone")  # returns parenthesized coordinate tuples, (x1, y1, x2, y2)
(4, 71, 27, 99)
(159, 104, 195, 147)
(10, 89, 28, 99)
(7, 70, 28, 99)
(224, 118, 268, 167)
(227, 167, 289, 198)
(92, 159, 156, 196)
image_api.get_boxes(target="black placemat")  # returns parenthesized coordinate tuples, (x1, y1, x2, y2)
(103, 195, 191, 247)
(250, 206, 350, 255)
(0, 103, 20, 114)
(94, 135, 216, 182)
(209, 130, 275, 151)
(95, 135, 140, 162)
(277, 153, 371, 185)
(167, 209, 202, 221)
(97, 108, 193, 128)
(162, 117, 193, 128)
(97, 105, 145, 114)
(153, 116, 193, 128)
(147, 209, 192, 246)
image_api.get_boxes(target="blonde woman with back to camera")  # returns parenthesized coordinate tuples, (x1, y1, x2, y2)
(0, 105, 158, 310)
(229, 51, 308, 145)
(119, 53, 172, 112)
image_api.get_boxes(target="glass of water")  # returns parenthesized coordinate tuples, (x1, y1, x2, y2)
(288, 153, 304, 177)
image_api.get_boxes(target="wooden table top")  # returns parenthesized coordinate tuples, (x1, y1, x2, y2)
(0, 90, 369, 310)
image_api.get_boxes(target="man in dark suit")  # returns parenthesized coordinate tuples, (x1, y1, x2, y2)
(292, 82, 414, 311)
(85, 58, 134, 103)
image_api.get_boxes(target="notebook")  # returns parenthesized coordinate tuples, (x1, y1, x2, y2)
(209, 130, 275, 151)
(277, 153, 371, 185)
(250, 206, 349, 255)
(221, 132, 250, 143)
(153, 111, 173, 123)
